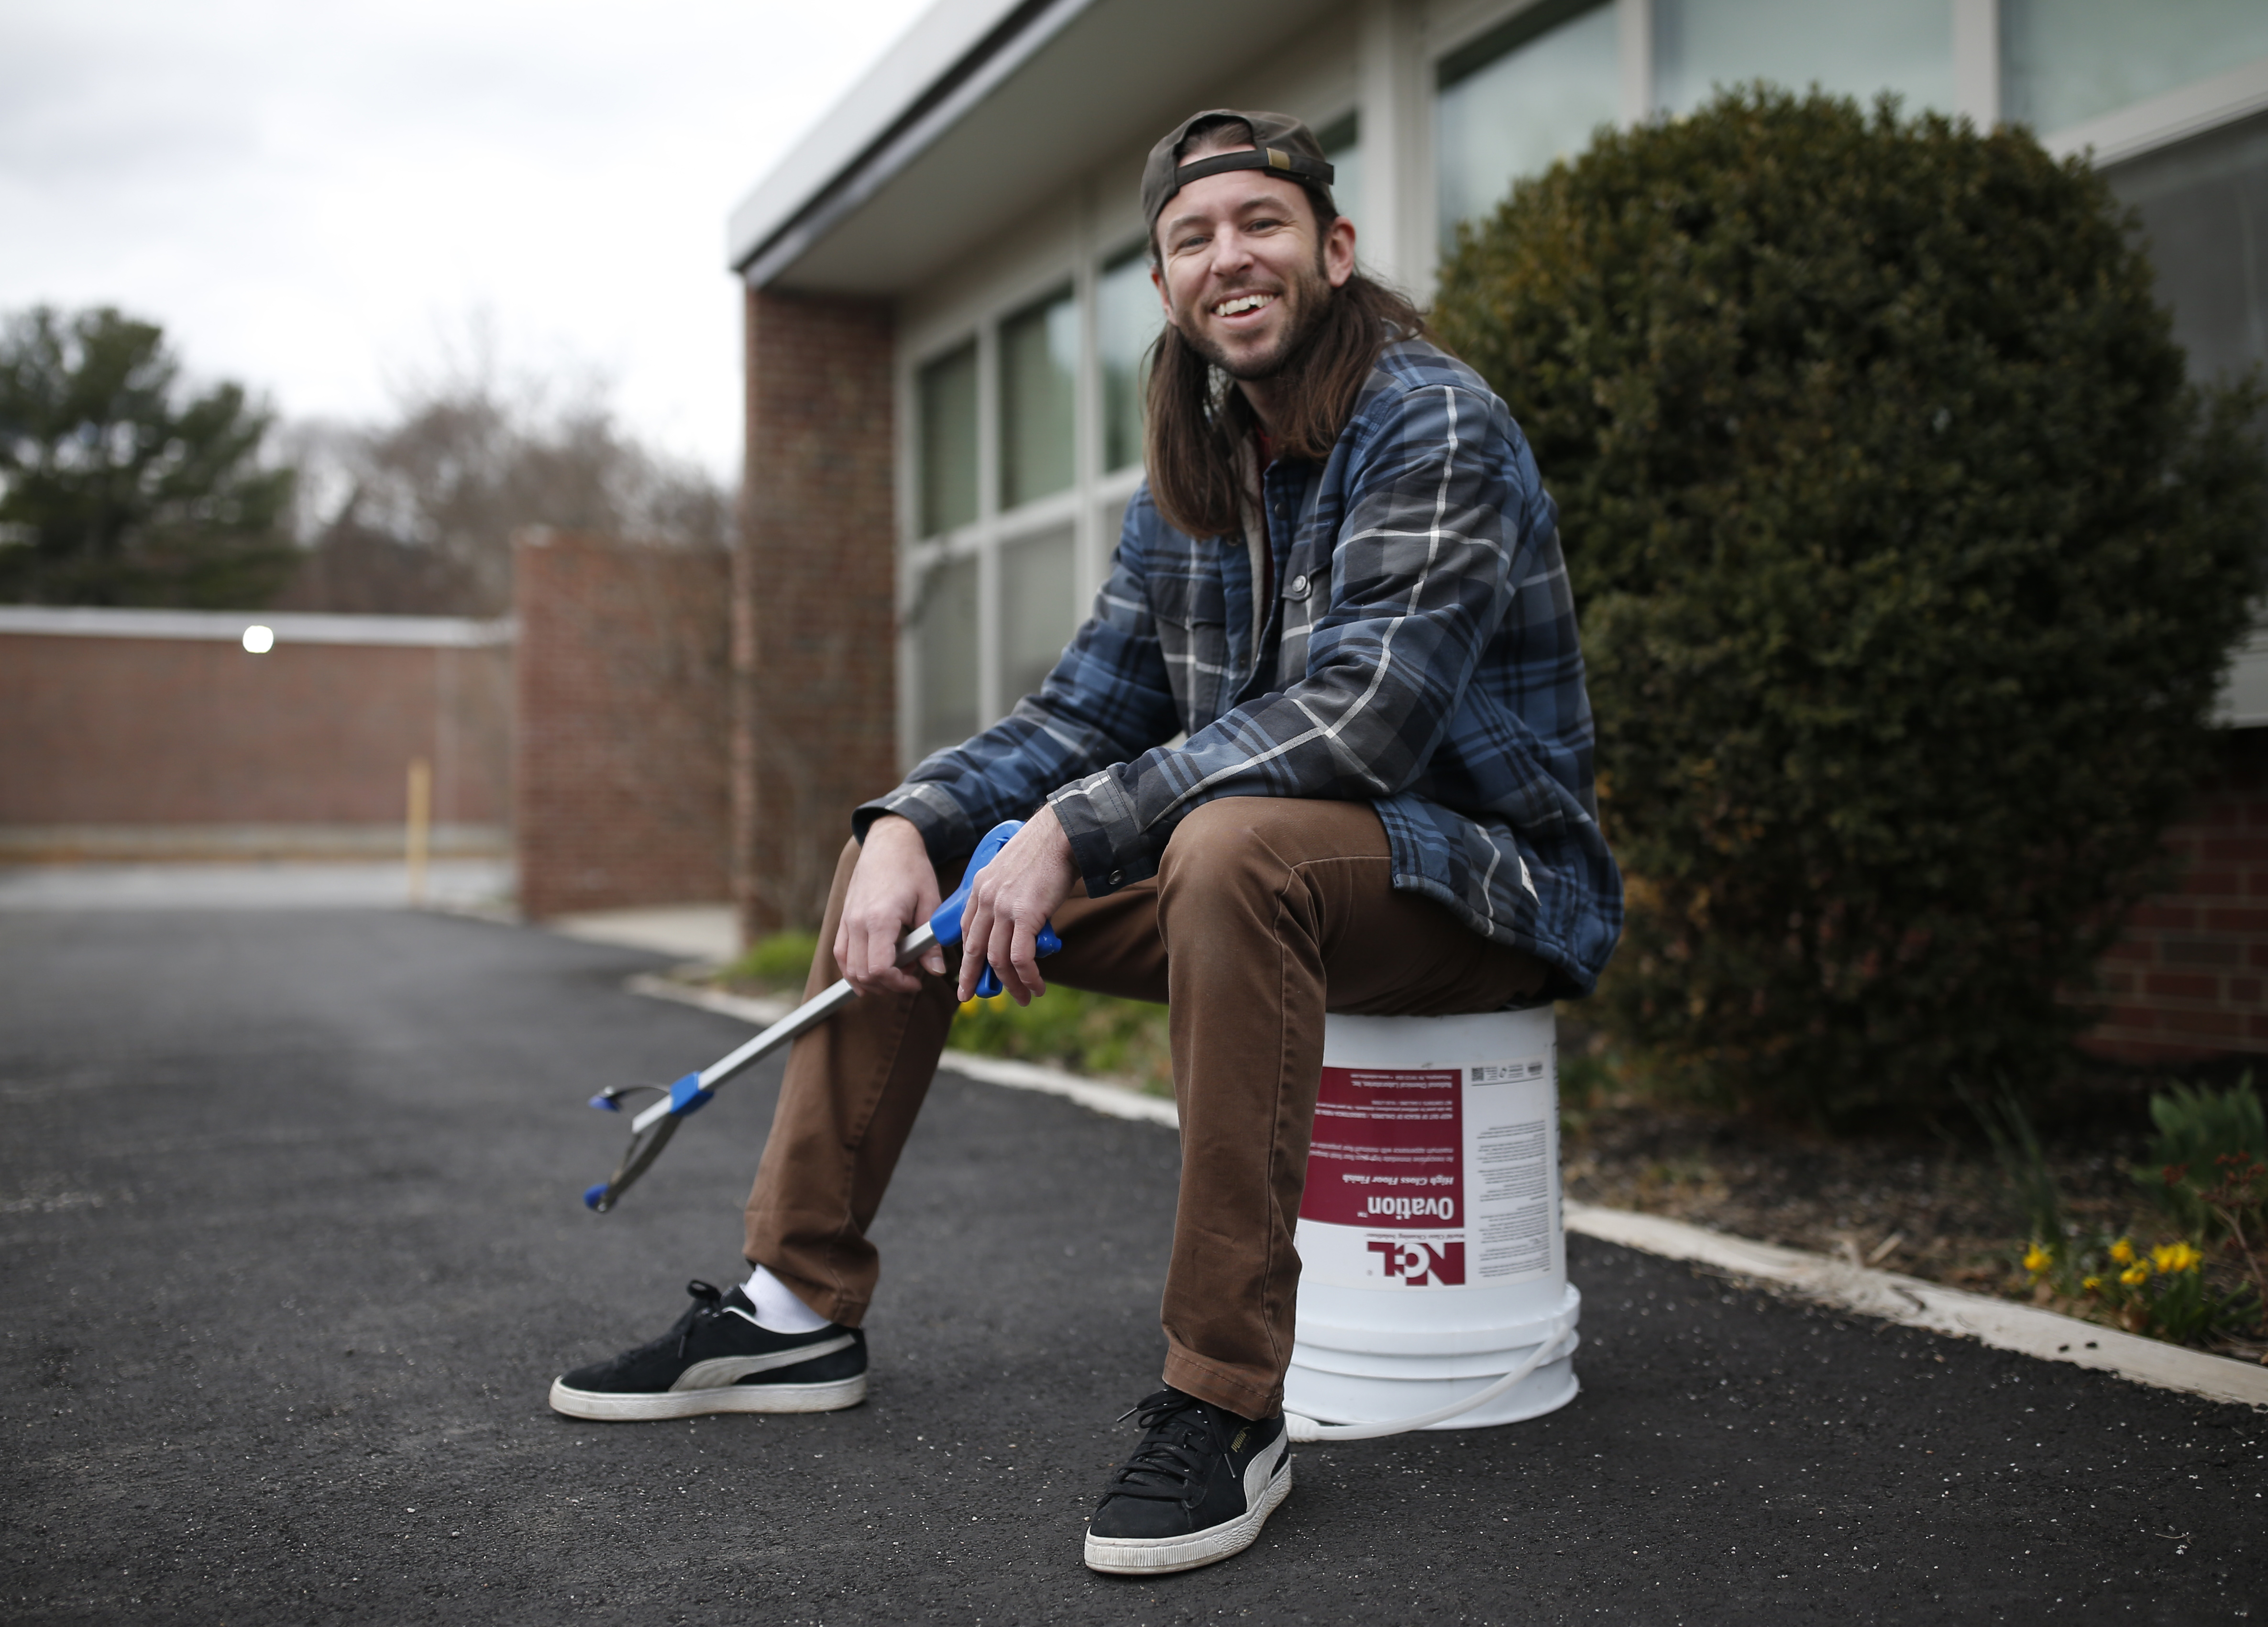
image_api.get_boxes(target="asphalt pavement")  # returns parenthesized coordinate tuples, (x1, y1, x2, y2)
(2, 902, 2263, 1625)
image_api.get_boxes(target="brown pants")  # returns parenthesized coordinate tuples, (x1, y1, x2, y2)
(743, 796, 1547, 1418)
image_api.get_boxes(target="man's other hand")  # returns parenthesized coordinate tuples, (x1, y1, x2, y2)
(835, 815, 946, 997)
(956, 806, 1077, 1007)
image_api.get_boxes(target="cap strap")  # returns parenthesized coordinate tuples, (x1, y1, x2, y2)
(1169, 147, 1335, 196)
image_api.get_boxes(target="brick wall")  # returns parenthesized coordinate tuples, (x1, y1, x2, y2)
(514, 530, 732, 919)
(734, 286, 900, 935)
(2089, 727, 2268, 1063)
(0, 619, 509, 849)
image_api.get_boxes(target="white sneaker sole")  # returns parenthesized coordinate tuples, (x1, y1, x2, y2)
(547, 1371, 867, 1421)
(1083, 1459, 1292, 1576)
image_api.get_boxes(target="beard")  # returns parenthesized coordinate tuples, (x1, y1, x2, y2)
(1172, 243, 1336, 383)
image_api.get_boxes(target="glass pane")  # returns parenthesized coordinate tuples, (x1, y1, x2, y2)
(1652, 0, 1953, 121)
(1097, 251, 1162, 473)
(1000, 286, 1078, 509)
(1436, 2, 1620, 254)
(914, 553, 979, 757)
(2003, 0, 2268, 134)
(1317, 110, 1364, 246)
(1000, 526, 1079, 706)
(2105, 110, 2268, 387)
(918, 342, 978, 538)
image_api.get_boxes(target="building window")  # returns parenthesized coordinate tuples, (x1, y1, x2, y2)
(2002, 0, 2268, 135)
(999, 285, 1079, 510)
(917, 341, 978, 538)
(1651, 0, 1954, 121)
(1001, 525, 1080, 705)
(1317, 110, 1363, 245)
(1436, 1, 1620, 254)
(913, 552, 980, 759)
(2105, 109, 2268, 386)
(1098, 249, 1160, 473)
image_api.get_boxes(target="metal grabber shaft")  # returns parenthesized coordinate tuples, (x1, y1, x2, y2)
(581, 818, 1061, 1212)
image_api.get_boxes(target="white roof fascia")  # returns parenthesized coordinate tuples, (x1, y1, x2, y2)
(2040, 55, 2268, 168)
(0, 605, 514, 649)
(726, 0, 1027, 271)
(727, 0, 1100, 282)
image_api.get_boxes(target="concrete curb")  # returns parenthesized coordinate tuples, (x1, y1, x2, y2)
(925, 1048, 1181, 1126)
(624, 972, 2268, 1411)
(1565, 1203, 2268, 1410)
(623, 974, 1183, 1127)
(624, 973, 790, 1025)
(554, 906, 738, 963)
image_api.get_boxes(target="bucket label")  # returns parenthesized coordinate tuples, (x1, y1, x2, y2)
(1298, 1057, 1556, 1288)
(1304, 1066, 1462, 1229)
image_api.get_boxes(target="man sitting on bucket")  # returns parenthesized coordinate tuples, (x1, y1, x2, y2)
(548, 108, 1620, 1575)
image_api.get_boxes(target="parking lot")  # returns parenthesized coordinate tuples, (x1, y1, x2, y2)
(3, 902, 2260, 1623)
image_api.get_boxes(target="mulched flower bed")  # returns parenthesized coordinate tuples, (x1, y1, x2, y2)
(1561, 1081, 2268, 1364)
(1562, 1097, 2130, 1283)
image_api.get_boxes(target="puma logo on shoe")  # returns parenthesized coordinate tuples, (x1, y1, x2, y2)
(672, 1335, 856, 1391)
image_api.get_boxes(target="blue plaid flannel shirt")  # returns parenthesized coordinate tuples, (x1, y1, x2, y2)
(859, 338, 1621, 997)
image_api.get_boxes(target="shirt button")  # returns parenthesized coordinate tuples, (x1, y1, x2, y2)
(1289, 573, 1309, 597)
(1108, 869, 1124, 887)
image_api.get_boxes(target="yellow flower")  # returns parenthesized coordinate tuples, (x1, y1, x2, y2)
(2153, 1242, 2203, 1275)
(2081, 1276, 2102, 1294)
(2108, 1238, 2135, 1264)
(2023, 1243, 2053, 1276)
(2120, 1262, 2151, 1286)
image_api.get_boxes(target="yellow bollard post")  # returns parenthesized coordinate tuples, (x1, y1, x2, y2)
(407, 758, 432, 907)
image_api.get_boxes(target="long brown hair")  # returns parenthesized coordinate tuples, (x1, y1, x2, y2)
(1142, 270, 1430, 539)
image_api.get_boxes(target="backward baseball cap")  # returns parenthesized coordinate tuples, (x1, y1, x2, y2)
(1141, 110, 1336, 240)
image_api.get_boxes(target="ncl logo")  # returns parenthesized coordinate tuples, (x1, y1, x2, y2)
(1366, 1239, 1465, 1286)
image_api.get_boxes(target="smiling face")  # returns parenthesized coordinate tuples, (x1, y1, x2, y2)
(1150, 151, 1357, 386)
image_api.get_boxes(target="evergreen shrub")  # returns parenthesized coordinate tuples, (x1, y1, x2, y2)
(1433, 88, 2268, 1121)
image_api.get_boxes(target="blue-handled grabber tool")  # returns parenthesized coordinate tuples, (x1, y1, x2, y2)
(582, 818, 1062, 1212)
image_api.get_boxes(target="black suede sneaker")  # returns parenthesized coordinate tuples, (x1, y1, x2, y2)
(1083, 1388, 1291, 1575)
(547, 1280, 866, 1421)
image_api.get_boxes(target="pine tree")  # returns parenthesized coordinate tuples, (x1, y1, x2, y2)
(0, 306, 296, 607)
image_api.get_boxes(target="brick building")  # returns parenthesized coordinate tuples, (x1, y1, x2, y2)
(0, 605, 510, 862)
(0, 541, 738, 925)
(722, 0, 2268, 1055)
(2092, 726, 2268, 1064)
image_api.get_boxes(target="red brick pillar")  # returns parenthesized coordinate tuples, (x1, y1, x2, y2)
(735, 286, 898, 937)
(515, 530, 732, 919)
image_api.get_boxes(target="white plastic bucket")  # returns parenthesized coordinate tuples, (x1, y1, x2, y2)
(1284, 1006, 1580, 1430)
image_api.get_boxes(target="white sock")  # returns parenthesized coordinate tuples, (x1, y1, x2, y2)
(743, 1264, 831, 1333)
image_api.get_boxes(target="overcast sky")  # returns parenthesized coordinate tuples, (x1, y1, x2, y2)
(0, 0, 933, 482)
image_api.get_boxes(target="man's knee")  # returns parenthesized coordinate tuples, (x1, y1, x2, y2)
(1157, 798, 1387, 899)
(1157, 800, 1273, 900)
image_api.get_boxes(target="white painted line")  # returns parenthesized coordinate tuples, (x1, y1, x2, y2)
(624, 974, 1180, 1126)
(621, 972, 2268, 1408)
(1566, 1201, 2268, 1410)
